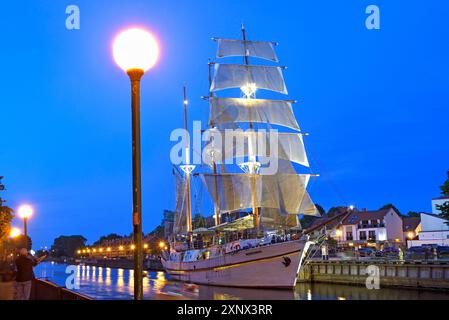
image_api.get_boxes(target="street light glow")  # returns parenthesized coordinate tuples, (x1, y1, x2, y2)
(113, 28, 159, 72)
(18, 204, 33, 219)
(9, 227, 21, 238)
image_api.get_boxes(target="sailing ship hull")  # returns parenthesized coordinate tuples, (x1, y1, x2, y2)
(162, 240, 305, 289)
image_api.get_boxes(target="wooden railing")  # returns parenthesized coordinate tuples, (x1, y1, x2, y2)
(31, 279, 92, 300)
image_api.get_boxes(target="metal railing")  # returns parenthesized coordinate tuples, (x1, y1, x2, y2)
(31, 279, 92, 300)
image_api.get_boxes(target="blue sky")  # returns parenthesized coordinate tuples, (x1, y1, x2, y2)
(1, 0, 448, 249)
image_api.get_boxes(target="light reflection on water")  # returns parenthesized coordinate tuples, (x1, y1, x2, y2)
(34, 262, 449, 300)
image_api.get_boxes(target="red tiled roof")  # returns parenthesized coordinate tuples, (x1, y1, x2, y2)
(342, 209, 390, 225)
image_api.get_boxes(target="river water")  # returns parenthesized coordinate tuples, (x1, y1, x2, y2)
(34, 262, 449, 300)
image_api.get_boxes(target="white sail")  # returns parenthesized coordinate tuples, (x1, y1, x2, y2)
(203, 130, 309, 168)
(259, 208, 302, 229)
(214, 38, 278, 62)
(210, 63, 288, 94)
(298, 191, 318, 216)
(209, 97, 300, 130)
(200, 173, 313, 215)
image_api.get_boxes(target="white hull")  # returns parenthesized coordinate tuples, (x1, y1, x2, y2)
(162, 240, 305, 289)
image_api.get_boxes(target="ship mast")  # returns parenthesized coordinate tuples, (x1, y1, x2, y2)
(199, 27, 320, 236)
(241, 24, 260, 234)
(180, 84, 195, 247)
(208, 60, 221, 228)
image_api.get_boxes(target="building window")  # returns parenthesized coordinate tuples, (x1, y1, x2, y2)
(368, 230, 376, 240)
(346, 232, 353, 241)
(359, 231, 367, 240)
(359, 220, 370, 228)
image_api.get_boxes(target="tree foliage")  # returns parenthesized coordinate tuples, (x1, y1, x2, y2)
(192, 213, 207, 229)
(148, 225, 165, 238)
(436, 171, 449, 224)
(93, 233, 123, 246)
(0, 205, 14, 241)
(50, 235, 87, 257)
(8, 235, 32, 250)
(406, 211, 421, 217)
(439, 171, 449, 196)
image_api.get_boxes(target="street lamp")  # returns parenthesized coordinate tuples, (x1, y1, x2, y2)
(113, 28, 159, 301)
(9, 227, 21, 238)
(18, 204, 33, 237)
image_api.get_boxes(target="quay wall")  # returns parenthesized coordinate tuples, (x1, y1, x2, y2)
(298, 260, 449, 290)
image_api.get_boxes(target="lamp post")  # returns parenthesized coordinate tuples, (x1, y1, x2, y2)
(113, 28, 159, 300)
(18, 204, 33, 238)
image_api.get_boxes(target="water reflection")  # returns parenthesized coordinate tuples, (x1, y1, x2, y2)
(34, 262, 449, 300)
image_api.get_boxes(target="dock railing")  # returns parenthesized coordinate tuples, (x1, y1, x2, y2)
(31, 279, 92, 300)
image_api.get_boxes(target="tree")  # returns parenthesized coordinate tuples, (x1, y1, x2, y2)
(93, 233, 123, 246)
(299, 204, 325, 229)
(439, 170, 449, 195)
(50, 235, 86, 257)
(148, 225, 165, 238)
(192, 213, 207, 229)
(0, 205, 14, 241)
(0, 205, 14, 259)
(327, 206, 349, 217)
(436, 171, 449, 224)
(379, 204, 402, 216)
(9, 235, 32, 251)
(406, 211, 421, 217)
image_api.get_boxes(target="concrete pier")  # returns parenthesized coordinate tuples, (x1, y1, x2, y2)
(298, 260, 449, 290)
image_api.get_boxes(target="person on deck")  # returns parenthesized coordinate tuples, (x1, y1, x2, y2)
(14, 248, 46, 300)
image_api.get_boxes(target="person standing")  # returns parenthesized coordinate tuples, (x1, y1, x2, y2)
(14, 248, 46, 300)
(398, 247, 404, 262)
(321, 244, 329, 261)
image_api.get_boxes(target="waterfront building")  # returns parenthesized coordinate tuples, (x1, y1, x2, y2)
(305, 207, 404, 248)
(407, 213, 449, 248)
(340, 208, 404, 247)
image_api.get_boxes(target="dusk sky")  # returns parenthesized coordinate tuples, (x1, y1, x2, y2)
(1, 0, 448, 249)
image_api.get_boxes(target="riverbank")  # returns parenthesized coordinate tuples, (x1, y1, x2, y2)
(299, 260, 449, 291)
(33, 262, 449, 300)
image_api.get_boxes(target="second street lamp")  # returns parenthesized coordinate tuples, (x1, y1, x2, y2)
(18, 204, 33, 238)
(113, 28, 159, 300)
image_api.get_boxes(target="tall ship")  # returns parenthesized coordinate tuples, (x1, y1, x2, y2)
(162, 26, 320, 289)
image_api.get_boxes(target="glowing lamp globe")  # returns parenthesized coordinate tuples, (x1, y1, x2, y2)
(113, 28, 159, 72)
(10, 227, 21, 238)
(18, 204, 33, 219)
